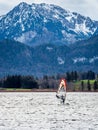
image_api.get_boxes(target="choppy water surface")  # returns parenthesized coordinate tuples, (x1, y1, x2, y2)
(0, 92, 98, 130)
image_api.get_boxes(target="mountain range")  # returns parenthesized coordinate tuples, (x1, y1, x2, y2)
(0, 34, 98, 77)
(0, 2, 98, 77)
(0, 2, 98, 45)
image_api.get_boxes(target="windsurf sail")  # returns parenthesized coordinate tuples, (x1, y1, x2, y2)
(56, 79, 67, 104)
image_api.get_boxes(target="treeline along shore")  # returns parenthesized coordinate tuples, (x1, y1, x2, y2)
(0, 70, 98, 92)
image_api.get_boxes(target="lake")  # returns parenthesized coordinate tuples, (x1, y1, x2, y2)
(0, 92, 98, 130)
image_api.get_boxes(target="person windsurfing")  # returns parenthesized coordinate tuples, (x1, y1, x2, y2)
(56, 79, 67, 104)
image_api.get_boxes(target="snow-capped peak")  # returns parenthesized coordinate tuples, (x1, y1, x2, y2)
(0, 2, 98, 46)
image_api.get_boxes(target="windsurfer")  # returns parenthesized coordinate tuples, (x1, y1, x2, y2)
(56, 79, 67, 104)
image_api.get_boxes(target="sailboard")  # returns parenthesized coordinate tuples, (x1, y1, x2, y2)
(56, 79, 67, 104)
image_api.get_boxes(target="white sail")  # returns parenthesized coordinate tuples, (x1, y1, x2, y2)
(56, 79, 67, 104)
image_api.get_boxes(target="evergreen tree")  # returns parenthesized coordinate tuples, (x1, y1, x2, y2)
(71, 71, 74, 81)
(74, 71, 78, 81)
(87, 70, 95, 80)
(81, 81, 84, 91)
(93, 80, 98, 91)
(3, 75, 21, 88)
(66, 72, 71, 82)
(21, 76, 38, 89)
(87, 80, 91, 91)
(43, 75, 48, 80)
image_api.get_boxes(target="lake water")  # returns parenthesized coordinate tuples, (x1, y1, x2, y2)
(0, 92, 98, 130)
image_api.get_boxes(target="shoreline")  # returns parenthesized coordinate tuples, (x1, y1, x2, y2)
(0, 89, 98, 92)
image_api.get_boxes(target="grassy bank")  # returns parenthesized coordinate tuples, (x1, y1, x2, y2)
(0, 88, 57, 92)
(68, 80, 97, 91)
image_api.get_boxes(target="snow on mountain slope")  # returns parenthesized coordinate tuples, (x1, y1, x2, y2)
(0, 2, 98, 46)
(73, 56, 98, 64)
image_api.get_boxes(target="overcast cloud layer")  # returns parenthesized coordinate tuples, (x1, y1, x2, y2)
(0, 0, 98, 20)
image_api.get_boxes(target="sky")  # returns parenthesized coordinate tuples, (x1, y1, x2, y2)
(0, 0, 98, 20)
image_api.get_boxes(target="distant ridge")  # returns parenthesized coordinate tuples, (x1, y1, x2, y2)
(0, 35, 98, 77)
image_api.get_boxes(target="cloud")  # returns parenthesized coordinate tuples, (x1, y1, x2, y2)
(61, 0, 98, 20)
